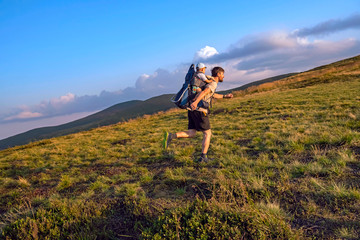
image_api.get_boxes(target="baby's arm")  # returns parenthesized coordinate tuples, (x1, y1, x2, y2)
(204, 75, 214, 83)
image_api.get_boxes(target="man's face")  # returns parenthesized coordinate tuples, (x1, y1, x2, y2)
(218, 71, 224, 82)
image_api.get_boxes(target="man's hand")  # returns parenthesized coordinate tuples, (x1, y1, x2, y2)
(224, 93, 233, 98)
(191, 88, 211, 109)
(190, 101, 198, 111)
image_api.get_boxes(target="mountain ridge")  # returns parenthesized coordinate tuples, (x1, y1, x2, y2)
(0, 95, 174, 150)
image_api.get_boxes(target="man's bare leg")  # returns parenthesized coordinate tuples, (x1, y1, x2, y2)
(176, 129, 196, 138)
(202, 129, 211, 154)
(163, 129, 197, 149)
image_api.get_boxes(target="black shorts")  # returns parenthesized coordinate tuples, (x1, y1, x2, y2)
(188, 110, 210, 131)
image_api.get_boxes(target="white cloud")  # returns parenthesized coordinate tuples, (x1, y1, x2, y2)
(194, 46, 219, 61)
(0, 111, 96, 140)
(296, 37, 309, 45)
(5, 111, 43, 121)
(135, 68, 185, 93)
(51, 93, 75, 104)
(268, 31, 297, 48)
(140, 73, 150, 79)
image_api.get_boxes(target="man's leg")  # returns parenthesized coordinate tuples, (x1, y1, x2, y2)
(163, 129, 196, 149)
(197, 129, 212, 162)
(176, 129, 196, 138)
(202, 129, 211, 155)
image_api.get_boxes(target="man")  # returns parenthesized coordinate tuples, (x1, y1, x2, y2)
(163, 66, 233, 162)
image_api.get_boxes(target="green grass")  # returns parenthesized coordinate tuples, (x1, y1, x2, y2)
(1, 58, 360, 239)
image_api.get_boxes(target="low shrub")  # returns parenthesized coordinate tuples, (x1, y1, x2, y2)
(142, 198, 300, 240)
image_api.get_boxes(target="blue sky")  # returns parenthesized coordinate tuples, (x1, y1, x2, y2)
(1, 0, 360, 139)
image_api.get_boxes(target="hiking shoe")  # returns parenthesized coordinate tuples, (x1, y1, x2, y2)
(162, 131, 173, 149)
(197, 154, 210, 163)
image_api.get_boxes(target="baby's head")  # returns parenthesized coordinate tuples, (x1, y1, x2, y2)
(196, 63, 206, 73)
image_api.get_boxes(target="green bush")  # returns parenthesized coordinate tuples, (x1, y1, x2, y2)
(1, 199, 105, 239)
(142, 198, 300, 240)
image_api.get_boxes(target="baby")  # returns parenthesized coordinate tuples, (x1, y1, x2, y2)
(191, 62, 214, 94)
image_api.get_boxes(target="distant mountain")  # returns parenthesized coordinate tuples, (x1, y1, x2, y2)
(0, 94, 174, 150)
(228, 73, 297, 92)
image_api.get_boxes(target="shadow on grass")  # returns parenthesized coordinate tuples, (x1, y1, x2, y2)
(293, 215, 360, 239)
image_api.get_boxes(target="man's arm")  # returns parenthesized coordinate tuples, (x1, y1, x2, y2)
(213, 93, 233, 99)
(190, 87, 211, 110)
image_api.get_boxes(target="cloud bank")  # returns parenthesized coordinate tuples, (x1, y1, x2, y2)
(294, 13, 360, 37)
(0, 69, 187, 124)
(2, 14, 360, 125)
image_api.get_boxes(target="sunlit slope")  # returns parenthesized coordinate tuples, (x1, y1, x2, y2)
(239, 54, 360, 94)
(1, 56, 360, 239)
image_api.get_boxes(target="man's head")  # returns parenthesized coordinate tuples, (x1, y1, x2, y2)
(196, 62, 206, 73)
(211, 67, 225, 82)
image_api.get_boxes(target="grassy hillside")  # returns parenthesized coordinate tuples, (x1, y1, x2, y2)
(0, 55, 360, 239)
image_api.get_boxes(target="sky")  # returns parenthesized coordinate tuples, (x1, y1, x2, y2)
(1, 0, 360, 140)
